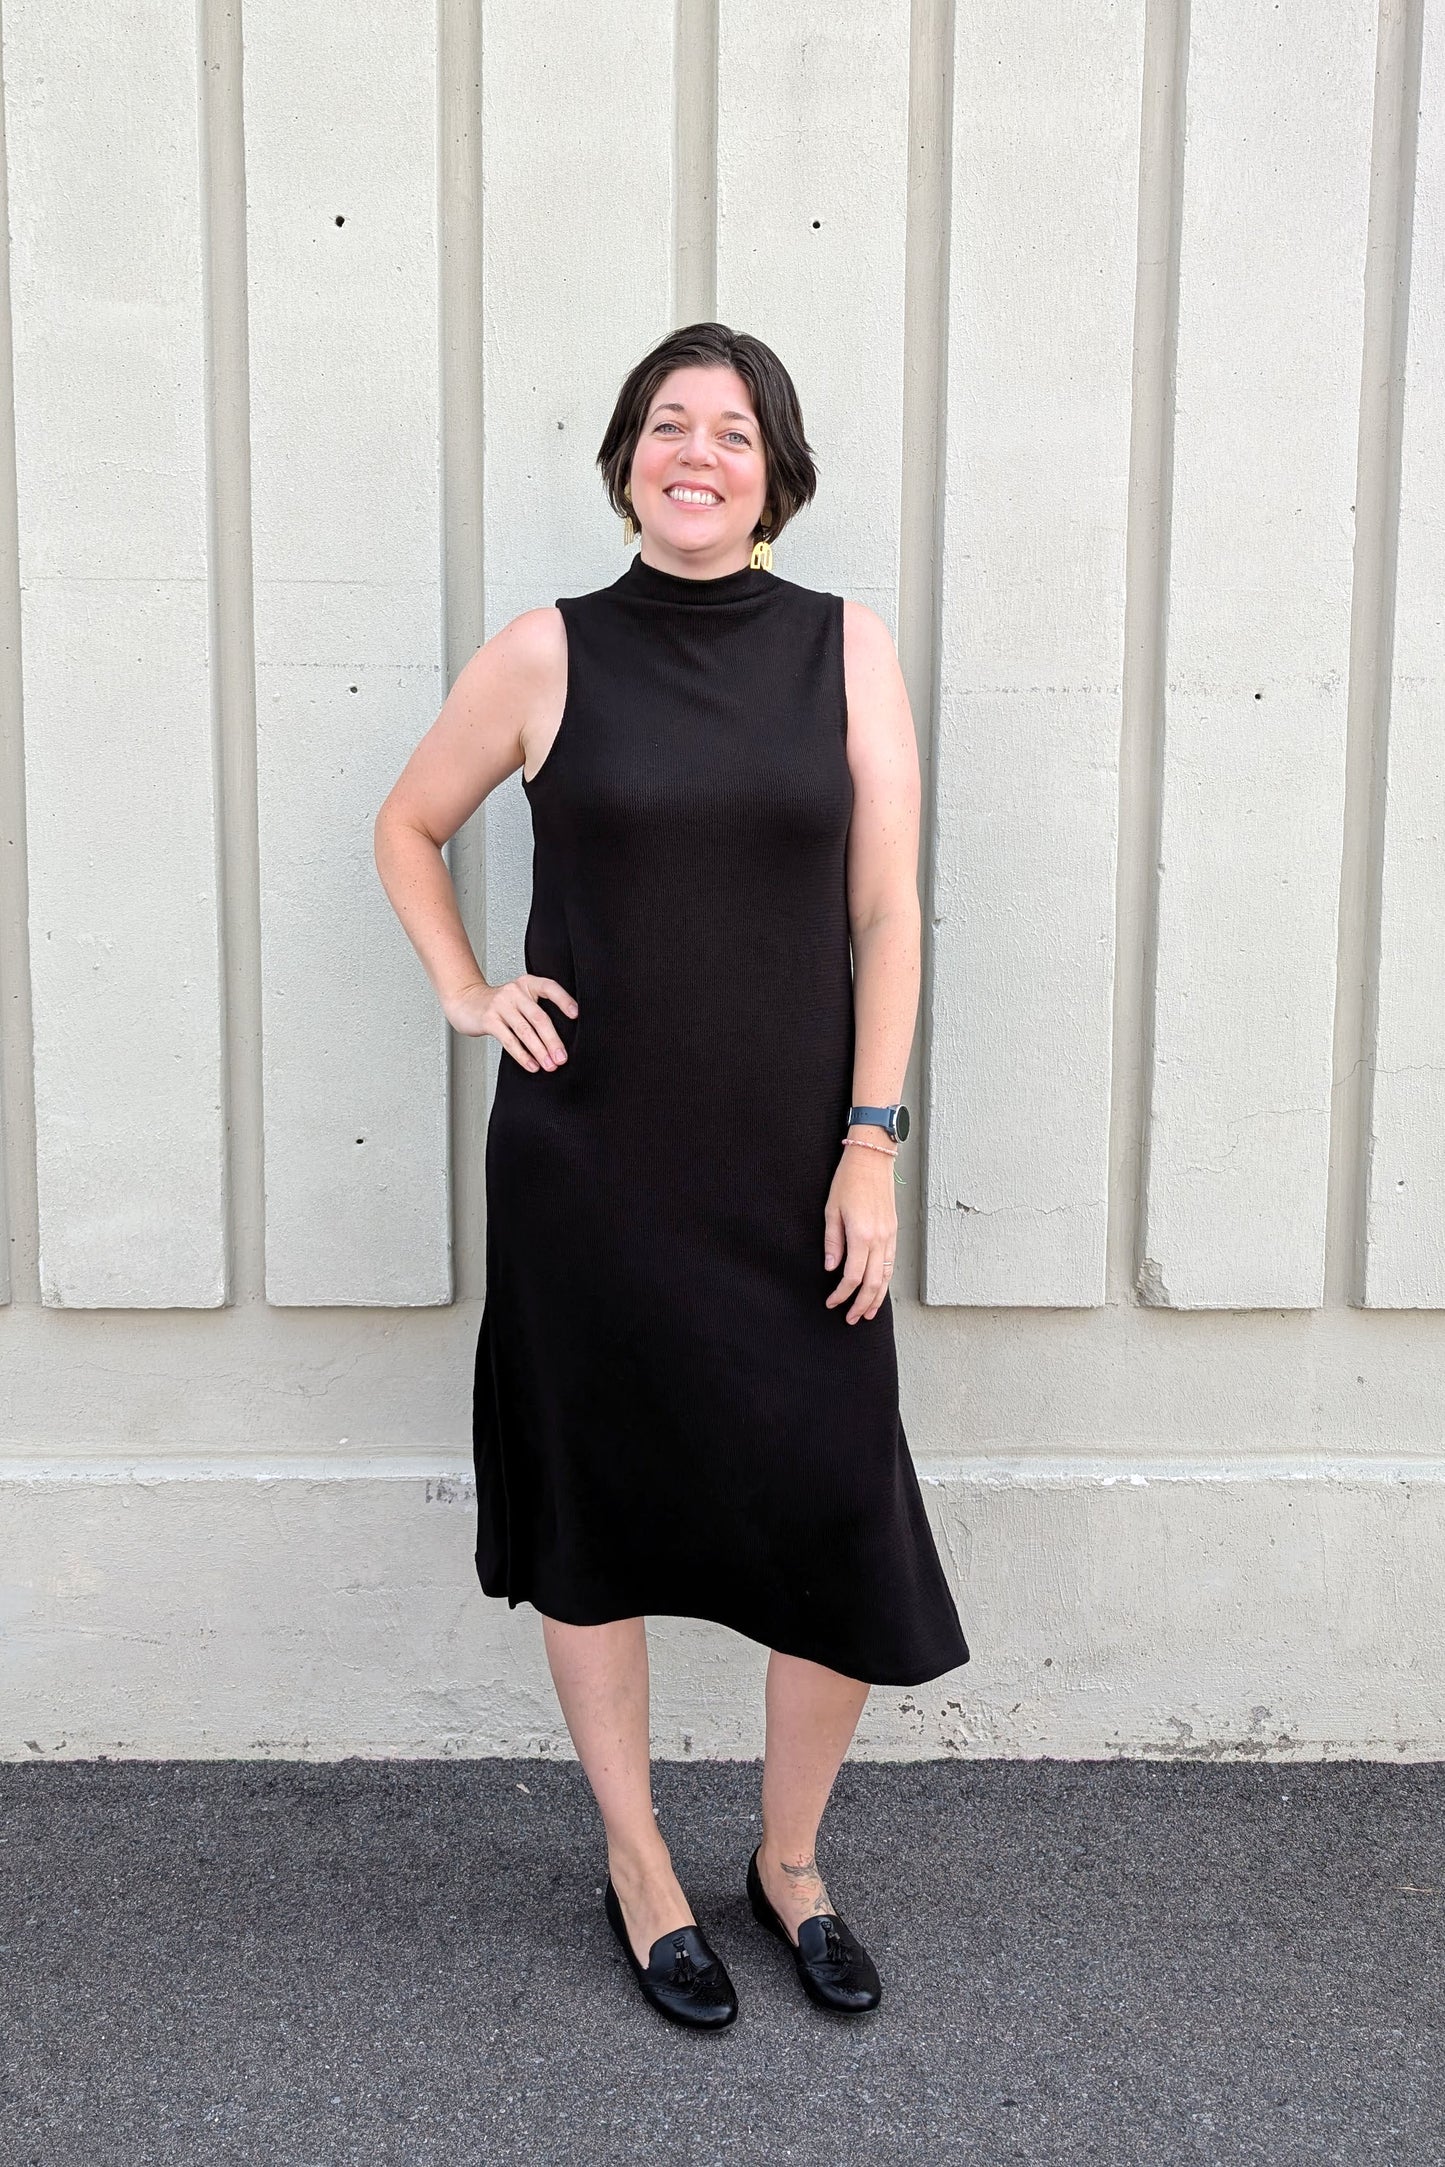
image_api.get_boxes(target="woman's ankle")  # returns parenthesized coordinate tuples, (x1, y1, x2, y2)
(606, 1831, 675, 1887)
(758, 1827, 821, 1875)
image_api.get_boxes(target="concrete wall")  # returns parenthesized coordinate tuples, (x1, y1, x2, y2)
(3, 0, 1442, 1762)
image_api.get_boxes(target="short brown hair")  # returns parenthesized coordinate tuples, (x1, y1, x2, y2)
(596, 322, 817, 543)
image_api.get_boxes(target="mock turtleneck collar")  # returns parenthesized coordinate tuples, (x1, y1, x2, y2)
(621, 552, 776, 605)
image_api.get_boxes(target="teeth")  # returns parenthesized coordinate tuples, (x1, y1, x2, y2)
(667, 486, 721, 505)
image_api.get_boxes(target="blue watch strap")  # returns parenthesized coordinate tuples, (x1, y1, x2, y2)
(847, 1103, 908, 1141)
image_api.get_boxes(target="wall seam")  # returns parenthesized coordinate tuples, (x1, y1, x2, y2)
(198, 0, 261, 1309)
(674, 0, 719, 324)
(1119, 0, 1190, 1308)
(439, 0, 487, 1304)
(0, 1, 36, 1307)
(1335, 0, 1424, 1308)
(913, 0, 955, 1305)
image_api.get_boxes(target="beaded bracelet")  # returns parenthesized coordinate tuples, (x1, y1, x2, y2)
(840, 1133, 906, 1185)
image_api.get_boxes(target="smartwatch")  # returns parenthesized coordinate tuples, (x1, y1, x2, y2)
(847, 1103, 910, 1143)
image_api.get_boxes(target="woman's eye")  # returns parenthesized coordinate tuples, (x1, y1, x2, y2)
(653, 421, 750, 444)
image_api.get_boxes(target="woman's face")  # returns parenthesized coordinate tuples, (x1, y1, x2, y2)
(627, 365, 770, 572)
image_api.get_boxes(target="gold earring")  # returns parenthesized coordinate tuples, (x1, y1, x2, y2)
(750, 533, 773, 571)
(622, 485, 637, 548)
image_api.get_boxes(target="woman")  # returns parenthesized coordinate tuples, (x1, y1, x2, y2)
(375, 322, 969, 2031)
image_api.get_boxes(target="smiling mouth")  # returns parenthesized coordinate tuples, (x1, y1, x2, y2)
(665, 484, 723, 507)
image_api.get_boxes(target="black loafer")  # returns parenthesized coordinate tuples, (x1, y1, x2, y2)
(604, 1878, 739, 2029)
(746, 1844, 882, 2013)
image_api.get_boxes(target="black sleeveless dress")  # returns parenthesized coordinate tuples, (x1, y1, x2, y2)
(471, 550, 970, 1688)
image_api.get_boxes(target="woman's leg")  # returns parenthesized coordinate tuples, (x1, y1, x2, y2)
(756, 1648, 871, 1942)
(540, 1613, 695, 1963)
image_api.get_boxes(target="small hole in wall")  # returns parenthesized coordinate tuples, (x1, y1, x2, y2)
(335, 214, 345, 226)
(1254, 692, 1262, 700)
(355, 1136, 366, 1145)
(349, 685, 358, 693)
(811, 219, 821, 229)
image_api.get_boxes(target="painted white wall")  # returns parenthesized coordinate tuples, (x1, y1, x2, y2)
(246, 0, 450, 1307)
(5, 0, 226, 1309)
(1142, 0, 1378, 1309)
(2, 0, 1441, 1761)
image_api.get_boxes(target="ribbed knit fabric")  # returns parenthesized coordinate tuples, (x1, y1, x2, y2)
(471, 549, 970, 1687)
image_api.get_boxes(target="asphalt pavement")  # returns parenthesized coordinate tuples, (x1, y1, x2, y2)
(1, 1755, 1440, 2164)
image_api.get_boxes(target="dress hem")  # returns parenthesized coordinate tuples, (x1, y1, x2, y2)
(474, 1552, 971, 1692)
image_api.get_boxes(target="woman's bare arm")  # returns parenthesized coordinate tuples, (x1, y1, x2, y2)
(822, 598, 923, 1324)
(840, 598, 923, 1125)
(373, 606, 576, 1071)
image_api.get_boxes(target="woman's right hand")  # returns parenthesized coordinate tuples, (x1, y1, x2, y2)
(445, 974, 578, 1073)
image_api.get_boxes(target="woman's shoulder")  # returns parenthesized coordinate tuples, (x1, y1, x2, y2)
(490, 602, 566, 656)
(839, 596, 896, 652)
(474, 604, 567, 700)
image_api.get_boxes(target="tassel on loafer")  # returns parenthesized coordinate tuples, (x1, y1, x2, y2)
(746, 1844, 883, 2013)
(604, 1878, 739, 2030)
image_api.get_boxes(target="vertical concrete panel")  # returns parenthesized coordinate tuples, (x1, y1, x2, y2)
(2, 0, 225, 1307)
(715, 0, 910, 620)
(1363, 4, 1445, 1307)
(478, 0, 675, 1013)
(922, 5, 1145, 1306)
(246, 1, 449, 1305)
(1141, 2, 1376, 1310)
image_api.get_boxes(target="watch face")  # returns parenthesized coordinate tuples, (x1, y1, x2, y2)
(894, 1105, 910, 1142)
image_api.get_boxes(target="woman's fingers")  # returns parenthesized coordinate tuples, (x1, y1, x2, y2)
(491, 994, 549, 1070)
(519, 978, 574, 1064)
(825, 1221, 896, 1321)
(849, 1242, 890, 1323)
(530, 974, 579, 1018)
(490, 974, 577, 1069)
(823, 1199, 845, 1272)
(516, 997, 567, 1067)
(861, 1249, 897, 1321)
(494, 1017, 542, 1072)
